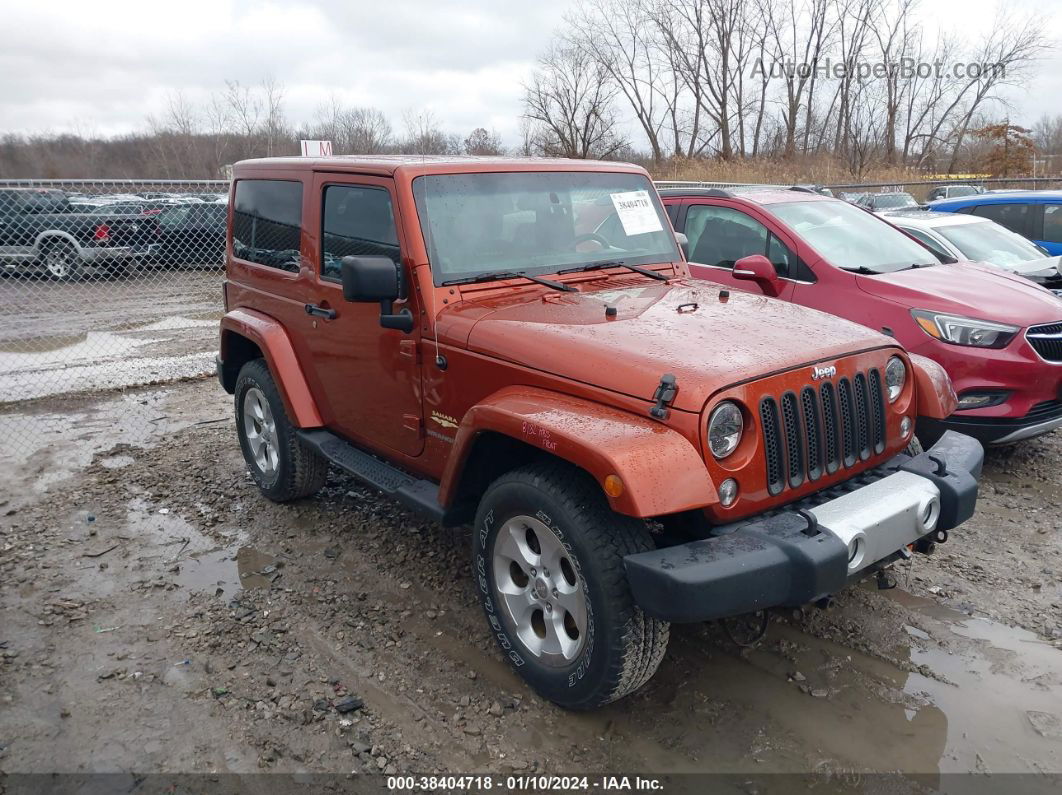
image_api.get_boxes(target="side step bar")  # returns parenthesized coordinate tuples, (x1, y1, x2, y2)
(297, 429, 446, 522)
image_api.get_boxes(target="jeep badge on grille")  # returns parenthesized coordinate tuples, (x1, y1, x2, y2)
(812, 364, 837, 380)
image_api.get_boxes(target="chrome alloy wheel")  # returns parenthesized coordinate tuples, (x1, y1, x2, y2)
(242, 387, 279, 478)
(492, 515, 588, 666)
(44, 244, 77, 279)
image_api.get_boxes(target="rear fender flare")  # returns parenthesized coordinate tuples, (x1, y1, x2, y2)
(910, 353, 958, 419)
(439, 386, 719, 518)
(219, 308, 322, 428)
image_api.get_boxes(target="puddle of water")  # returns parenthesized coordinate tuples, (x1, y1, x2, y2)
(174, 545, 279, 601)
(885, 593, 1062, 776)
(514, 597, 1062, 778)
(0, 388, 194, 493)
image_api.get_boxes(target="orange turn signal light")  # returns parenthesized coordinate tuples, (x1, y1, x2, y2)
(914, 315, 941, 339)
(603, 475, 624, 498)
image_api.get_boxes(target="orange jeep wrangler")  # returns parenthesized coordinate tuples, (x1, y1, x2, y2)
(217, 156, 983, 709)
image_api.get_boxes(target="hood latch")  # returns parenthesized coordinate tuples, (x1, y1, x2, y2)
(649, 374, 678, 420)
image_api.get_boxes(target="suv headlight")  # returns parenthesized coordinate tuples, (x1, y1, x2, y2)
(911, 310, 1018, 348)
(884, 356, 906, 402)
(707, 401, 743, 459)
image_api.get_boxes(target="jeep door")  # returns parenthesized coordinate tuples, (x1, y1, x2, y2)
(303, 174, 424, 457)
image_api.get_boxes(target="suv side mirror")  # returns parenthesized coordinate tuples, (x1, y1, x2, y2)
(340, 255, 414, 333)
(674, 232, 689, 259)
(733, 254, 781, 296)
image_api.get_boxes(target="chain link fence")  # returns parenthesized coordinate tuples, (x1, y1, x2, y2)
(2, 173, 1061, 455)
(0, 179, 229, 452)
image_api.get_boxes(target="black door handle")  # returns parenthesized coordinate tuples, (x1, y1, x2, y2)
(304, 303, 336, 320)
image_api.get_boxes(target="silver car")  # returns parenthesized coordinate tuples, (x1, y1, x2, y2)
(882, 209, 1062, 292)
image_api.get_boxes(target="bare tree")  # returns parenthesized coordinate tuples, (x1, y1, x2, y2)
(463, 127, 504, 156)
(944, 10, 1049, 172)
(402, 110, 460, 155)
(523, 42, 628, 159)
(652, 0, 751, 159)
(566, 0, 676, 162)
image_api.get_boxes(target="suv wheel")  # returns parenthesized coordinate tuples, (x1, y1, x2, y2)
(473, 462, 669, 709)
(41, 240, 81, 281)
(234, 359, 328, 502)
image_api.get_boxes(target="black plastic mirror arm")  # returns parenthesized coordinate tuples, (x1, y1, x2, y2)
(379, 301, 415, 333)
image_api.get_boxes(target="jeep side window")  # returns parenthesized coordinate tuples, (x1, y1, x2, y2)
(321, 185, 400, 281)
(232, 179, 303, 272)
(688, 205, 799, 278)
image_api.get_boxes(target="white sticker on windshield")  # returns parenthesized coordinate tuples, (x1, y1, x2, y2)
(610, 190, 663, 236)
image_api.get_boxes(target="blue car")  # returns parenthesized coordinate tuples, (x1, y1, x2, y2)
(927, 190, 1062, 255)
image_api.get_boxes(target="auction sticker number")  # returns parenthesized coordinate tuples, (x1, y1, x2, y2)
(610, 190, 663, 236)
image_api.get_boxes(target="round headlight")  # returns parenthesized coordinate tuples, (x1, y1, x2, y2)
(885, 356, 906, 403)
(707, 401, 743, 459)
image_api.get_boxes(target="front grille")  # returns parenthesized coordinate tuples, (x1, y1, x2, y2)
(759, 368, 887, 496)
(1027, 322, 1062, 362)
(1026, 399, 1062, 423)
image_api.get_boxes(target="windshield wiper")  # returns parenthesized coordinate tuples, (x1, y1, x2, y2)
(841, 266, 879, 275)
(899, 262, 936, 270)
(558, 260, 670, 282)
(440, 270, 576, 292)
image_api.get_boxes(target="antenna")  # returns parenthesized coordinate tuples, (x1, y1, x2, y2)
(426, 270, 445, 370)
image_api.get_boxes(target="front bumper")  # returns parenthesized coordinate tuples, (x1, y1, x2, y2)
(919, 400, 1062, 445)
(624, 431, 983, 623)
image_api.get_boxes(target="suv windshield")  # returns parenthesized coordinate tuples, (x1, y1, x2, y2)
(770, 200, 938, 273)
(937, 219, 1045, 266)
(870, 193, 917, 209)
(411, 171, 680, 285)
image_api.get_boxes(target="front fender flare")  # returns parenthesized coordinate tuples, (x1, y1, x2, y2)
(219, 308, 322, 428)
(910, 353, 958, 420)
(439, 387, 718, 518)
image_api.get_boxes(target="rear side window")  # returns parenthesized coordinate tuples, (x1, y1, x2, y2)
(321, 185, 400, 281)
(232, 180, 303, 271)
(1043, 205, 1062, 244)
(970, 203, 1029, 236)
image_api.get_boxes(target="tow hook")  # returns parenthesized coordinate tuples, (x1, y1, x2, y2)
(721, 609, 769, 647)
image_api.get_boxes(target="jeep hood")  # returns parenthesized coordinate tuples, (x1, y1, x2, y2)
(855, 263, 1062, 326)
(442, 281, 894, 412)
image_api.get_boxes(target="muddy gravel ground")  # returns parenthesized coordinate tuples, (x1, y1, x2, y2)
(1, 378, 1061, 792)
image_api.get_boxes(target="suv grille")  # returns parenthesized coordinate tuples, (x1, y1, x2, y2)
(760, 369, 887, 496)
(1027, 322, 1062, 362)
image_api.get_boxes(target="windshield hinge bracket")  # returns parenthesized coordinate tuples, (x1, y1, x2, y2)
(649, 373, 678, 420)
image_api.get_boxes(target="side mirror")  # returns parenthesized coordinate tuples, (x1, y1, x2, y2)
(733, 254, 781, 296)
(340, 255, 414, 333)
(674, 232, 689, 259)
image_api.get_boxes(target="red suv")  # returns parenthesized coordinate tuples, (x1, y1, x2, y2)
(661, 188, 1062, 445)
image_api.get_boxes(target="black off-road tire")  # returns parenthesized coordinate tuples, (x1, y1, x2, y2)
(473, 462, 669, 709)
(234, 358, 328, 502)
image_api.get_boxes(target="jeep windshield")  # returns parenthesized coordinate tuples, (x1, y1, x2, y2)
(769, 200, 938, 273)
(411, 171, 680, 285)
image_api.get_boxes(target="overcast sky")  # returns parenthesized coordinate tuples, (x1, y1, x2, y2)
(0, 0, 1058, 146)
